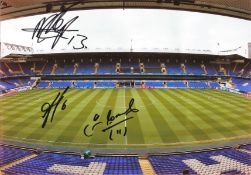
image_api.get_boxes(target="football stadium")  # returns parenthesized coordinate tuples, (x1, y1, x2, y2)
(0, 0, 251, 174)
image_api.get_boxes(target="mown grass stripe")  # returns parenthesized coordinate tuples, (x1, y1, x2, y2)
(191, 89, 251, 122)
(128, 89, 163, 144)
(179, 89, 238, 137)
(1, 100, 63, 136)
(207, 90, 251, 111)
(84, 89, 115, 144)
(40, 89, 100, 142)
(211, 89, 250, 102)
(142, 90, 194, 141)
(1, 88, 250, 149)
(104, 88, 128, 145)
(166, 90, 228, 139)
(88, 89, 119, 146)
(0, 89, 45, 102)
(0, 89, 56, 109)
(55, 90, 107, 142)
(24, 89, 93, 140)
(126, 89, 145, 145)
(69, 89, 115, 145)
(0, 89, 57, 114)
(139, 89, 180, 143)
(153, 89, 210, 141)
(3, 89, 80, 136)
(1, 89, 59, 129)
(190, 90, 251, 133)
(202, 89, 251, 110)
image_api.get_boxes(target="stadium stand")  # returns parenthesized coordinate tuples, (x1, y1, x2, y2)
(242, 145, 251, 151)
(0, 78, 32, 91)
(1, 1, 251, 174)
(167, 81, 186, 88)
(0, 145, 33, 166)
(188, 81, 209, 88)
(0, 81, 15, 90)
(77, 81, 94, 88)
(145, 81, 164, 88)
(34, 80, 220, 89)
(0, 50, 250, 175)
(37, 81, 49, 88)
(96, 81, 116, 88)
(209, 81, 221, 89)
(1, 145, 251, 175)
(0, 55, 249, 97)
(1, 148, 143, 175)
(149, 147, 251, 175)
(51, 81, 72, 88)
(0, 57, 250, 77)
(232, 78, 251, 93)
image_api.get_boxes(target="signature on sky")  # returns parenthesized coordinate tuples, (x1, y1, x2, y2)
(22, 3, 87, 49)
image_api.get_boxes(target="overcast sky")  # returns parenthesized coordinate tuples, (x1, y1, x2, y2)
(1, 9, 251, 57)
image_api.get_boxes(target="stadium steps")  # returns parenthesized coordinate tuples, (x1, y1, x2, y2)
(4, 63, 22, 74)
(37, 62, 46, 74)
(4, 63, 13, 74)
(18, 63, 24, 74)
(0, 154, 37, 172)
(139, 157, 156, 175)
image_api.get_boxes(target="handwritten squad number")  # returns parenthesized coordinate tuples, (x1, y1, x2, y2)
(83, 98, 139, 141)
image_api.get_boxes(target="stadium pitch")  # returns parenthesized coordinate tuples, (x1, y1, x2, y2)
(0, 88, 250, 149)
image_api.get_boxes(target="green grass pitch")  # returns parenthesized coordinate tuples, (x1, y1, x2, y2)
(0, 88, 250, 149)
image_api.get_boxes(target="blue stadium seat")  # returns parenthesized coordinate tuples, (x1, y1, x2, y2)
(3, 152, 143, 175)
(0, 145, 33, 166)
(149, 147, 251, 175)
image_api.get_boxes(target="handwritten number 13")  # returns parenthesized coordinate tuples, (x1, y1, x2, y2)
(68, 34, 88, 49)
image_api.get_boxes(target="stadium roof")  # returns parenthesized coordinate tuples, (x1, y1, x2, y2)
(1, 0, 251, 21)
(1, 51, 246, 63)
